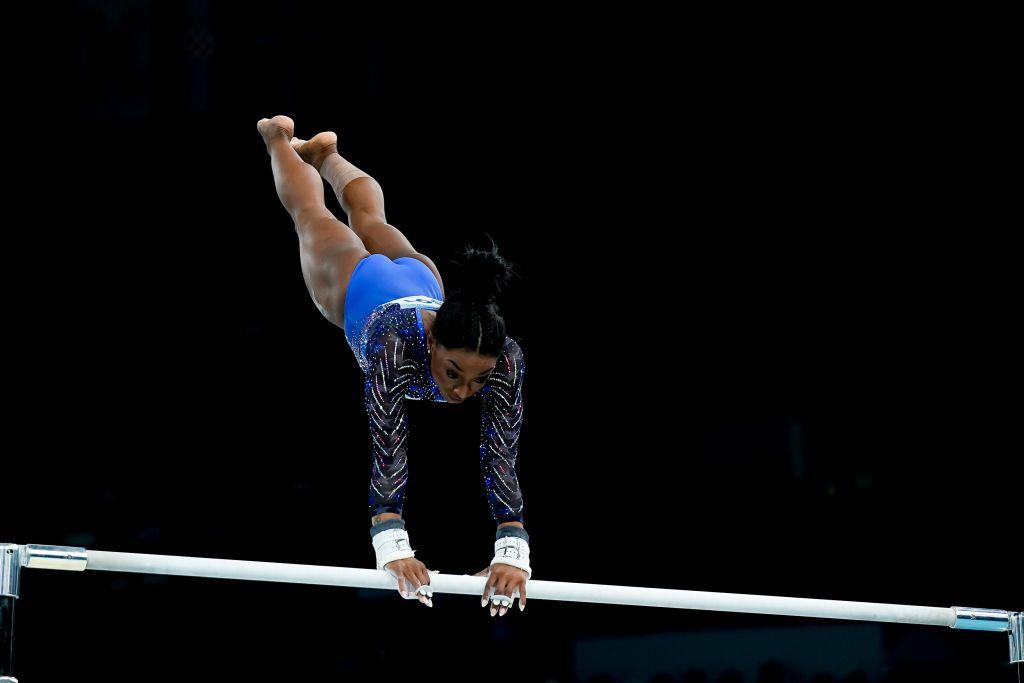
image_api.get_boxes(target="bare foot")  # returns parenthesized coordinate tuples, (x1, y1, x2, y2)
(290, 131, 339, 172)
(256, 115, 295, 147)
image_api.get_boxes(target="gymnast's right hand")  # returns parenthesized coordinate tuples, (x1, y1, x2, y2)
(384, 558, 436, 607)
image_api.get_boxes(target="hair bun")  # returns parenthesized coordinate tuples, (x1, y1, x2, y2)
(456, 234, 517, 306)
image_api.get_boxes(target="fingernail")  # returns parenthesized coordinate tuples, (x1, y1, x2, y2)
(427, 599, 433, 608)
(519, 603, 525, 611)
(499, 607, 507, 616)
(481, 598, 488, 607)
(490, 607, 496, 617)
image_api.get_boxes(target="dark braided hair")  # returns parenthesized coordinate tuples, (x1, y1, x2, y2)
(432, 235, 517, 357)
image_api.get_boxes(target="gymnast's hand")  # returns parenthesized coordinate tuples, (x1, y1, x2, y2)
(384, 558, 437, 607)
(474, 564, 528, 616)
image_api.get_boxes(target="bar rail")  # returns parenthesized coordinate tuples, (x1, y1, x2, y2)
(3, 543, 1021, 668)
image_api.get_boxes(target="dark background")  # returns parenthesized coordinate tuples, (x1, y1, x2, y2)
(3, 3, 1018, 682)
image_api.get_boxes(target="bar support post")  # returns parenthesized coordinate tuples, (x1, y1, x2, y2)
(0, 544, 22, 683)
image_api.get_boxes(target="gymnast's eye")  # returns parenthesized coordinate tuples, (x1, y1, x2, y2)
(446, 370, 459, 380)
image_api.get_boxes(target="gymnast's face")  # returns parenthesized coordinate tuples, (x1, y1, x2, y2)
(426, 334, 497, 403)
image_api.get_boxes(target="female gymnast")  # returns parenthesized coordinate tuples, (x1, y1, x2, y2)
(257, 115, 530, 618)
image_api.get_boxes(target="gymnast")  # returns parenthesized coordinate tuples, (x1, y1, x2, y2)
(257, 116, 530, 618)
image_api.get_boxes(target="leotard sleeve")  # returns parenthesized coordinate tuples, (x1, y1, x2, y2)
(365, 327, 420, 519)
(478, 337, 527, 524)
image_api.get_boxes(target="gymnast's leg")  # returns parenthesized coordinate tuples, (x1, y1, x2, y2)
(257, 116, 370, 327)
(291, 132, 445, 298)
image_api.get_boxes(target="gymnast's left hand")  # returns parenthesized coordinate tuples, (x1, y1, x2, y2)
(473, 564, 528, 616)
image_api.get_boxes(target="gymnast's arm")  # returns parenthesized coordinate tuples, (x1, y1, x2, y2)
(365, 329, 415, 527)
(479, 337, 527, 530)
(475, 337, 530, 613)
(364, 330, 434, 604)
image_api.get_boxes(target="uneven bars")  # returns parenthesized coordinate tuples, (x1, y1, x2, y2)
(2, 543, 1021, 679)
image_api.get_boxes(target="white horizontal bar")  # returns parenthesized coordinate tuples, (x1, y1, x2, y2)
(86, 550, 955, 628)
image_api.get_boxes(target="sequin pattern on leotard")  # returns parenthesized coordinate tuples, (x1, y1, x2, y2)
(358, 299, 526, 525)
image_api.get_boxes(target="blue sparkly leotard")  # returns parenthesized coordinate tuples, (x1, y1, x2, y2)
(344, 254, 444, 351)
(344, 258, 527, 525)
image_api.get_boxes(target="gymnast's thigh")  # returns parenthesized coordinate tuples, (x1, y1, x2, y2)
(296, 215, 372, 327)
